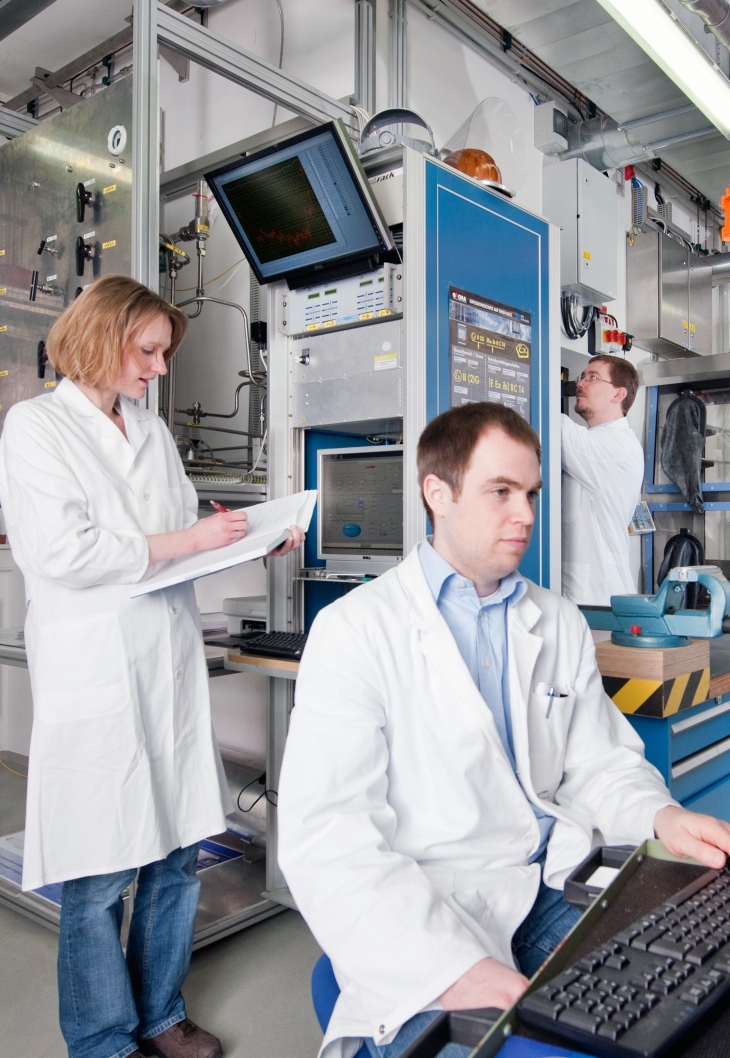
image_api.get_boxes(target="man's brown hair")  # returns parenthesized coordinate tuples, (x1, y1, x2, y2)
(417, 402, 542, 519)
(47, 274, 188, 388)
(588, 354, 639, 415)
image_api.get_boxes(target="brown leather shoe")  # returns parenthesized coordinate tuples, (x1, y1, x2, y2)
(144, 1019, 222, 1058)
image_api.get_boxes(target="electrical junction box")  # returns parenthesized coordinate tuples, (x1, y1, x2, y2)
(291, 317, 402, 430)
(543, 157, 617, 305)
(534, 100, 569, 156)
(222, 595, 266, 635)
(276, 263, 403, 338)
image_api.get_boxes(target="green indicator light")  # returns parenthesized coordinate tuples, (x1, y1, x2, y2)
(325, 288, 337, 295)
(360, 279, 373, 287)
(308, 292, 320, 299)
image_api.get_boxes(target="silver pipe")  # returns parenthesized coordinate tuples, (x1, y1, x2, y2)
(680, 0, 730, 52)
(355, 0, 376, 113)
(644, 124, 717, 151)
(175, 294, 264, 383)
(389, 0, 406, 109)
(618, 103, 697, 131)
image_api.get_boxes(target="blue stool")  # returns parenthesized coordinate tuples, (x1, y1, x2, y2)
(312, 953, 368, 1058)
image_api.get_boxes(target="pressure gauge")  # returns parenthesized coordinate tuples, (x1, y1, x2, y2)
(107, 124, 127, 156)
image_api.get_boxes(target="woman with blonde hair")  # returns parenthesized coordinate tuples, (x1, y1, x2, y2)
(0, 274, 303, 1058)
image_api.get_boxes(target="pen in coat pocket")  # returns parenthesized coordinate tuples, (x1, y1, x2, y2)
(535, 682, 570, 718)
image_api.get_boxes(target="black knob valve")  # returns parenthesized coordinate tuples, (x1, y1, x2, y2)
(37, 340, 48, 379)
(76, 182, 94, 224)
(76, 235, 94, 277)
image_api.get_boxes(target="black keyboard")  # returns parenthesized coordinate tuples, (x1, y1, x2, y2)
(238, 631, 308, 660)
(518, 866, 730, 1057)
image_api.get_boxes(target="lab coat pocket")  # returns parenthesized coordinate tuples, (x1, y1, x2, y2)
(35, 613, 132, 723)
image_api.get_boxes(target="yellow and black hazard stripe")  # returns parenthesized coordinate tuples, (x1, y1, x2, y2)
(601, 668, 710, 717)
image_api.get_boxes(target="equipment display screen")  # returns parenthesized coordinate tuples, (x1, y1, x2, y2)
(448, 285, 532, 421)
(318, 448, 403, 558)
(206, 123, 392, 285)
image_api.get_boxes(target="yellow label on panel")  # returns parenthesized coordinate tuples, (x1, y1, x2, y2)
(102, 240, 116, 250)
(0, 250, 4, 256)
(44, 381, 56, 388)
(198, 224, 209, 232)
(690, 324, 696, 332)
(374, 353, 397, 372)
(0, 289, 5, 295)
(0, 370, 8, 376)
(103, 184, 117, 194)
(378, 309, 391, 316)
(324, 320, 336, 328)
(582, 250, 591, 260)
(359, 311, 374, 320)
(306, 323, 319, 331)
(0, 326, 6, 333)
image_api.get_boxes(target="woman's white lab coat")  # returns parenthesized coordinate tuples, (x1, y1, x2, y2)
(277, 548, 675, 1058)
(561, 414, 645, 606)
(0, 378, 228, 890)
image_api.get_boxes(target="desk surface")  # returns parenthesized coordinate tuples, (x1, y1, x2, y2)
(225, 651, 300, 680)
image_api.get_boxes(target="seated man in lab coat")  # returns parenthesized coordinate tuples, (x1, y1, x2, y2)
(562, 354, 644, 605)
(278, 402, 730, 1058)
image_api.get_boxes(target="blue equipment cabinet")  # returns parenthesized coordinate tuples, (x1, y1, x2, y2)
(419, 156, 559, 588)
(628, 691, 730, 823)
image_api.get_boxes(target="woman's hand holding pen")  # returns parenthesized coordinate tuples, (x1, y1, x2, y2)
(190, 506, 249, 550)
(209, 499, 304, 558)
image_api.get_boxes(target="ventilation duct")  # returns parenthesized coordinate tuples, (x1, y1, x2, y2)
(680, 0, 730, 53)
(559, 114, 656, 171)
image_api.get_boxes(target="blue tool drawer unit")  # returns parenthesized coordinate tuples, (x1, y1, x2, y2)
(628, 692, 730, 822)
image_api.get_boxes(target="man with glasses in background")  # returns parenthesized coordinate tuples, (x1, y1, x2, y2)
(562, 354, 643, 605)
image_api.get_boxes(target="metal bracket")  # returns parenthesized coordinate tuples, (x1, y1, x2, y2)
(30, 67, 82, 110)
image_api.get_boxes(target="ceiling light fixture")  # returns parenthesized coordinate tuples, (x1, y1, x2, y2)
(594, 0, 730, 138)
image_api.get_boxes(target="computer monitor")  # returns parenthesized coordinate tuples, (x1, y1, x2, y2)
(317, 446, 403, 574)
(205, 120, 395, 289)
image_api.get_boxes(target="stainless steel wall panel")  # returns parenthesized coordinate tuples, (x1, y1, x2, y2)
(290, 319, 403, 429)
(659, 236, 689, 350)
(689, 258, 713, 356)
(0, 77, 133, 429)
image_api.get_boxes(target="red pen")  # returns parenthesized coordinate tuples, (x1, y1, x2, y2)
(209, 500, 230, 513)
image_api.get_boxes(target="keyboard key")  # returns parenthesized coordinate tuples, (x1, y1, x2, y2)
(558, 1007, 606, 1034)
(552, 969, 580, 989)
(686, 942, 719, 966)
(598, 1018, 627, 1041)
(649, 938, 696, 959)
(632, 925, 668, 951)
(604, 954, 629, 970)
(520, 994, 565, 1020)
(714, 957, 730, 974)
(679, 985, 709, 1005)
(577, 955, 604, 972)
(615, 926, 642, 945)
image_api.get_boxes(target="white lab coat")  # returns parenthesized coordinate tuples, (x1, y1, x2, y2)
(0, 378, 228, 890)
(277, 547, 676, 1058)
(561, 414, 644, 606)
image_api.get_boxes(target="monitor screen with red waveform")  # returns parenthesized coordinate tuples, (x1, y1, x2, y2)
(224, 156, 337, 265)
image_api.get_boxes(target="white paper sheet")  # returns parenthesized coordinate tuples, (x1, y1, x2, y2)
(130, 490, 317, 597)
(585, 865, 620, 890)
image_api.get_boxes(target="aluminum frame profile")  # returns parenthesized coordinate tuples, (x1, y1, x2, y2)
(0, 106, 37, 139)
(389, 0, 407, 108)
(132, 0, 161, 417)
(156, 3, 358, 133)
(355, 0, 376, 113)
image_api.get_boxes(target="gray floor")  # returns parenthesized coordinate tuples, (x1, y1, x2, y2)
(0, 756, 325, 1058)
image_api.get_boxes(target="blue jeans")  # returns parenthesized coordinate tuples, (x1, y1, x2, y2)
(363, 881, 582, 1058)
(58, 844, 200, 1058)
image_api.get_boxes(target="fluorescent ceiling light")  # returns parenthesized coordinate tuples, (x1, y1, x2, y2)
(595, 0, 730, 139)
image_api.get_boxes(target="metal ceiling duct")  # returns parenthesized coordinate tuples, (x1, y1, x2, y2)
(559, 112, 718, 172)
(0, 0, 59, 43)
(680, 0, 730, 52)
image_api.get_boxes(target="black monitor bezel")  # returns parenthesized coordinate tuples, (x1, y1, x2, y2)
(205, 119, 395, 288)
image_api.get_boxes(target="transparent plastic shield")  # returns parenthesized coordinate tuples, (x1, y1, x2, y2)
(441, 98, 529, 195)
